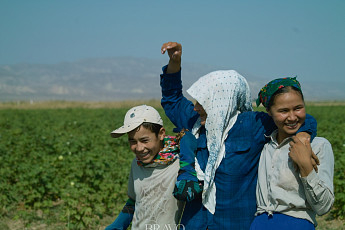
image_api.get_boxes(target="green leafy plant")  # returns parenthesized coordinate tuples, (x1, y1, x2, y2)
(0, 105, 344, 229)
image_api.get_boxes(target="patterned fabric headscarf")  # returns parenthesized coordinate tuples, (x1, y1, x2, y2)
(186, 70, 253, 214)
(256, 77, 301, 108)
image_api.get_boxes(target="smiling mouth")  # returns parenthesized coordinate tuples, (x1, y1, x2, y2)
(137, 152, 149, 158)
(285, 122, 298, 129)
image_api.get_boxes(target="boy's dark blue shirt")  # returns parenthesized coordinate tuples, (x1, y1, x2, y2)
(160, 66, 317, 230)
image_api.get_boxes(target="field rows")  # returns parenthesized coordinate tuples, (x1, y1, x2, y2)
(0, 104, 344, 229)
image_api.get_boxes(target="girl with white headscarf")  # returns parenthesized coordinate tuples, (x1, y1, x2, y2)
(160, 42, 317, 230)
(187, 70, 252, 213)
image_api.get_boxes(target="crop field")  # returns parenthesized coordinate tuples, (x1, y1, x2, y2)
(0, 101, 344, 229)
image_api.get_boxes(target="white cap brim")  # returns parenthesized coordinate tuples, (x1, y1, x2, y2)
(110, 121, 143, 138)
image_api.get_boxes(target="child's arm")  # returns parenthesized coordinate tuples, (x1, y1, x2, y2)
(105, 198, 135, 230)
(173, 131, 203, 202)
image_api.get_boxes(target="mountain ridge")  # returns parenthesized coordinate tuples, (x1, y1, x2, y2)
(0, 57, 343, 102)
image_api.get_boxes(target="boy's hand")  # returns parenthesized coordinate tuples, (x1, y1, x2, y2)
(161, 42, 182, 73)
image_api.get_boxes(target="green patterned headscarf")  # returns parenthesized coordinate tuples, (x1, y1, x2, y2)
(256, 77, 302, 108)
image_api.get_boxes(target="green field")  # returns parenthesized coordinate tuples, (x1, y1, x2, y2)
(0, 102, 344, 229)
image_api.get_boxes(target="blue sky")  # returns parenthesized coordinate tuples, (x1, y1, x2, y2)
(1, 0, 345, 84)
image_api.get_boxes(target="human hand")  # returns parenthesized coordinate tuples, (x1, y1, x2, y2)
(294, 133, 320, 172)
(289, 136, 315, 177)
(296, 132, 310, 144)
(161, 42, 182, 73)
(311, 151, 319, 172)
(161, 41, 182, 61)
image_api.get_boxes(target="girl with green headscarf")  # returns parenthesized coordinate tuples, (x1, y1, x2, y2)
(250, 78, 334, 230)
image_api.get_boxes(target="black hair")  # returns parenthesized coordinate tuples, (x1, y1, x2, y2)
(137, 122, 163, 137)
(266, 86, 304, 111)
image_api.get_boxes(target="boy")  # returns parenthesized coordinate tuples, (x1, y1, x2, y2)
(105, 105, 184, 230)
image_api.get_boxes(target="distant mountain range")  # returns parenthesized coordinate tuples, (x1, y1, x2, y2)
(0, 57, 344, 102)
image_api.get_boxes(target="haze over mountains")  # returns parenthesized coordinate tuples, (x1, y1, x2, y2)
(0, 57, 344, 102)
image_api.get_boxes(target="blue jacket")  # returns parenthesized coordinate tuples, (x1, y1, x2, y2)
(160, 66, 317, 230)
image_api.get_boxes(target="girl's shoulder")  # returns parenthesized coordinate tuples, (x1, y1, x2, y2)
(311, 137, 333, 155)
(312, 137, 332, 146)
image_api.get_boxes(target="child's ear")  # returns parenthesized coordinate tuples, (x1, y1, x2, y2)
(159, 127, 166, 140)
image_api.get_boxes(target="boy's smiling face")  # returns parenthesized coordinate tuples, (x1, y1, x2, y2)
(127, 125, 165, 164)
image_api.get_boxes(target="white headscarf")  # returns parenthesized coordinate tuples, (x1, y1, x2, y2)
(186, 70, 252, 214)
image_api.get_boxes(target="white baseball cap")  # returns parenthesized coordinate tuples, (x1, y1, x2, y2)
(110, 105, 163, 138)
